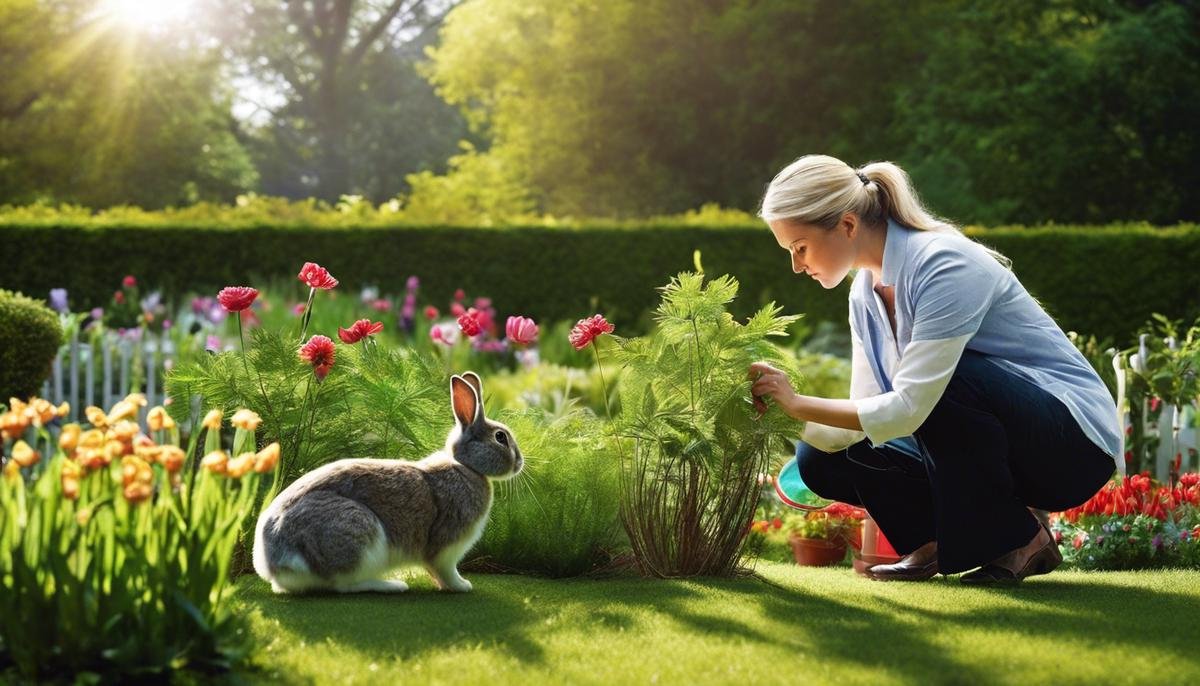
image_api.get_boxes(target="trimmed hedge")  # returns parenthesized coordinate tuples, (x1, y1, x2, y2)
(0, 290, 63, 402)
(0, 221, 1196, 343)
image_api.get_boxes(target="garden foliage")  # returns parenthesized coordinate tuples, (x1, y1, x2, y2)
(0, 290, 62, 402)
(610, 271, 802, 577)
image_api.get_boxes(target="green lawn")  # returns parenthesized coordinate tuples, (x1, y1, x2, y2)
(234, 562, 1200, 685)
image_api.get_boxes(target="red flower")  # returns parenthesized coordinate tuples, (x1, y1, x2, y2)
(1149, 396, 1161, 412)
(123, 275, 137, 288)
(298, 335, 336, 380)
(114, 290, 125, 304)
(338, 318, 384, 344)
(424, 305, 439, 320)
(458, 308, 483, 337)
(298, 262, 339, 290)
(569, 314, 615, 350)
(454, 288, 466, 302)
(217, 286, 259, 312)
(506, 316, 539, 345)
(771, 517, 782, 530)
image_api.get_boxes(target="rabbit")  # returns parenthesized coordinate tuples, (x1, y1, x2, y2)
(252, 372, 522, 594)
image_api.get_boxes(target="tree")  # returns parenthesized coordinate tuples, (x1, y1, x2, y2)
(0, 0, 257, 208)
(211, 0, 467, 201)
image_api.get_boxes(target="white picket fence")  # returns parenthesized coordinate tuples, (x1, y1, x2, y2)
(39, 331, 176, 431)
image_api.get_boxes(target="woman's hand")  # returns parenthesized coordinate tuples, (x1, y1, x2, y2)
(747, 361, 798, 418)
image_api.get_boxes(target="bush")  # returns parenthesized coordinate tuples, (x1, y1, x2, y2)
(465, 408, 624, 577)
(0, 290, 62, 402)
(2, 207, 1195, 344)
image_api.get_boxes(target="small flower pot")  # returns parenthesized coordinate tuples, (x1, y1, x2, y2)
(788, 533, 848, 566)
(850, 516, 902, 576)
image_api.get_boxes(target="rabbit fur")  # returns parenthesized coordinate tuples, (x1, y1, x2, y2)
(252, 372, 522, 593)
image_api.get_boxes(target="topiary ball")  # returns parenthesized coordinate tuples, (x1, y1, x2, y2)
(0, 290, 63, 402)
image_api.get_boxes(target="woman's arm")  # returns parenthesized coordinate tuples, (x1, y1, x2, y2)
(748, 362, 863, 430)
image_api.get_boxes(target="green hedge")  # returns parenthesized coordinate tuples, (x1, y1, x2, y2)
(1, 221, 1196, 343)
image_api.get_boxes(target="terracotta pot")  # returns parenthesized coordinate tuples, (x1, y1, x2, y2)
(850, 516, 902, 576)
(788, 533, 848, 566)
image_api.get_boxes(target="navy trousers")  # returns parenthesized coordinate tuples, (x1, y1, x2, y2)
(795, 350, 1115, 574)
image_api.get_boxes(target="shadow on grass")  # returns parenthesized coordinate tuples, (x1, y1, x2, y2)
(237, 567, 1200, 683)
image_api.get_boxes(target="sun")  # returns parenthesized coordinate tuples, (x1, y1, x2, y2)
(99, 0, 195, 31)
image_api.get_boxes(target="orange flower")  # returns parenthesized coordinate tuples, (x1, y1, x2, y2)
(3, 460, 19, 482)
(227, 452, 256, 478)
(59, 423, 82, 453)
(159, 445, 186, 473)
(201, 409, 223, 431)
(29, 399, 56, 426)
(78, 429, 105, 450)
(61, 460, 82, 500)
(109, 420, 139, 443)
(231, 408, 262, 431)
(0, 410, 28, 440)
(147, 406, 175, 432)
(85, 406, 109, 429)
(201, 450, 229, 474)
(254, 442, 281, 473)
(105, 400, 139, 425)
(121, 455, 154, 504)
(11, 440, 40, 468)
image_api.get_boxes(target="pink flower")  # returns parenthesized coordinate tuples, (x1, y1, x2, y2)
(506, 316, 539, 345)
(292, 303, 306, 316)
(338, 319, 384, 344)
(569, 314, 615, 350)
(370, 298, 392, 312)
(114, 291, 125, 304)
(217, 286, 259, 312)
(424, 305, 439, 320)
(458, 308, 483, 337)
(450, 302, 466, 317)
(430, 323, 459, 347)
(298, 262, 339, 290)
(123, 275, 137, 288)
(454, 288, 466, 302)
(298, 335, 336, 380)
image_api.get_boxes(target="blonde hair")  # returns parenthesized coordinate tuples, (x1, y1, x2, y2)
(758, 154, 1011, 269)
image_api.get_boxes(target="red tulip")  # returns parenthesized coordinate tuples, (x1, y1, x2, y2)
(298, 262, 339, 290)
(458, 308, 483, 337)
(338, 318, 384, 344)
(569, 314, 615, 350)
(298, 335, 336, 380)
(217, 286, 259, 312)
(505, 316, 539, 345)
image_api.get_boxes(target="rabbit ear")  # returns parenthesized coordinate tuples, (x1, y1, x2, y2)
(450, 375, 480, 428)
(461, 372, 484, 406)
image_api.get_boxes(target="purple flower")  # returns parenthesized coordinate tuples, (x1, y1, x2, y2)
(406, 275, 419, 290)
(49, 288, 69, 313)
(1152, 534, 1163, 549)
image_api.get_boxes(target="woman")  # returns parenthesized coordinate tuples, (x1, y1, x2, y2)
(747, 155, 1120, 584)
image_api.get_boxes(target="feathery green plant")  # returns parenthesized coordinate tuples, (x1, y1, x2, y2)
(610, 271, 803, 577)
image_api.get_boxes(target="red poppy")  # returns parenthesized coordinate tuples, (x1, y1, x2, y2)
(424, 305, 439, 320)
(298, 335, 336, 380)
(123, 275, 137, 288)
(458, 308, 483, 337)
(338, 318, 384, 344)
(298, 262, 339, 290)
(569, 314, 615, 350)
(217, 286, 259, 312)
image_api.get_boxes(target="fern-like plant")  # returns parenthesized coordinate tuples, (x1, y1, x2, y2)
(165, 329, 448, 488)
(609, 272, 803, 577)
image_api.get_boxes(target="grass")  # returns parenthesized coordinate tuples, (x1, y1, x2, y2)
(231, 562, 1200, 685)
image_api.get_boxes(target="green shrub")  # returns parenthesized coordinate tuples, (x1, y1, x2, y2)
(466, 408, 624, 577)
(0, 290, 62, 402)
(2, 213, 1194, 345)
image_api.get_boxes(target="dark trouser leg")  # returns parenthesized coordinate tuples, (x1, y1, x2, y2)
(913, 351, 1115, 574)
(794, 439, 936, 556)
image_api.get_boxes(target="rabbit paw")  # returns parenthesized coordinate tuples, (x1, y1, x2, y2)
(336, 579, 410, 594)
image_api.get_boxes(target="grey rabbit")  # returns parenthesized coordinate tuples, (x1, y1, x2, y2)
(252, 372, 522, 593)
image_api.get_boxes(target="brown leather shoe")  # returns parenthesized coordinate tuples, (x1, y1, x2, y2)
(866, 541, 939, 582)
(961, 526, 1063, 586)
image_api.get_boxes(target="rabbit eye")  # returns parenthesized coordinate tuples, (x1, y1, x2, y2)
(494, 430, 508, 446)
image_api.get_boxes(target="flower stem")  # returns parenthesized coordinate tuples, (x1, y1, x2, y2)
(236, 311, 249, 373)
(298, 287, 316, 343)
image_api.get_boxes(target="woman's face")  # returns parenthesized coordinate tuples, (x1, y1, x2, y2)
(767, 215, 858, 289)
